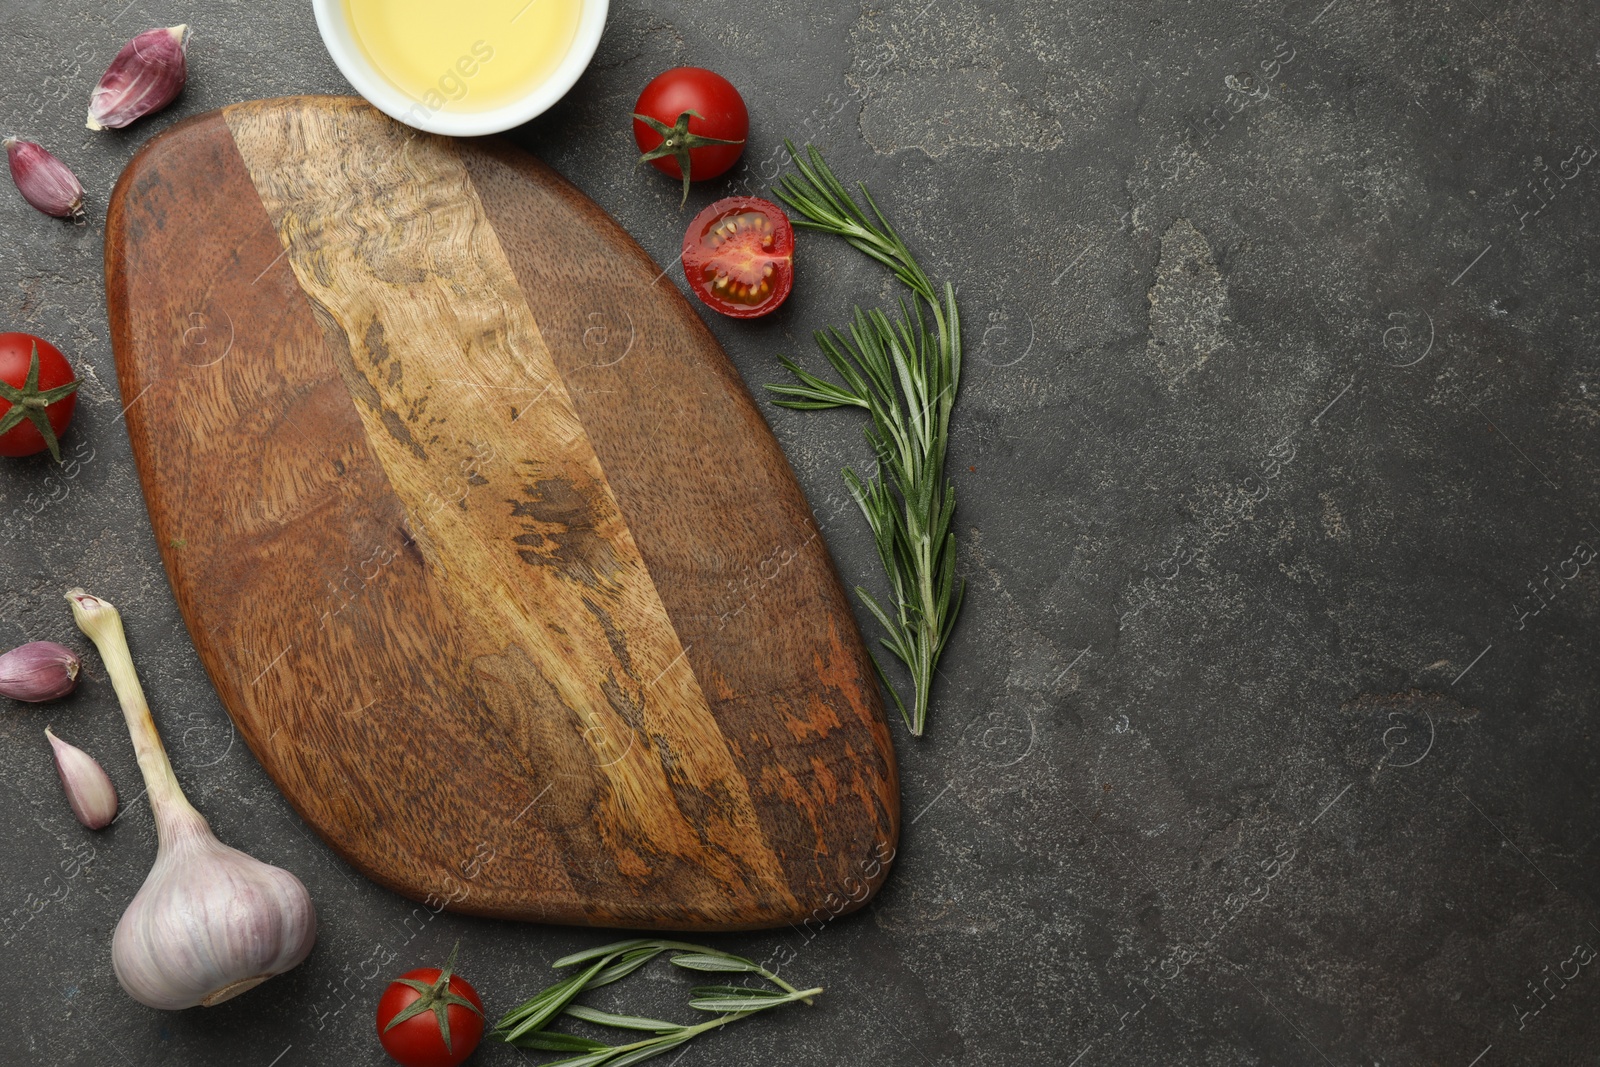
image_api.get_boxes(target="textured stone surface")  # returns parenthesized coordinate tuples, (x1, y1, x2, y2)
(3, 0, 1599, 1063)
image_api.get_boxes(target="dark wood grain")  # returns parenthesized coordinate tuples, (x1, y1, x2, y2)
(103, 97, 898, 929)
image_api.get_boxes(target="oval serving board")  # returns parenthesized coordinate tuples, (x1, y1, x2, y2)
(103, 96, 898, 930)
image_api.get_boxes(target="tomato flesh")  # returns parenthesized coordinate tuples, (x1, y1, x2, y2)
(682, 197, 795, 318)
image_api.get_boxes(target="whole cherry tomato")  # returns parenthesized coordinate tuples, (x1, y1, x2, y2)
(375, 945, 485, 1067)
(681, 196, 795, 319)
(0, 333, 78, 461)
(633, 67, 749, 205)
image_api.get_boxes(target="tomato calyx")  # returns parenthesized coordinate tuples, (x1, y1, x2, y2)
(0, 342, 79, 462)
(381, 943, 484, 1053)
(633, 109, 746, 207)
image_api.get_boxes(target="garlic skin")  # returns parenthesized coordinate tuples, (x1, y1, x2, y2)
(0, 640, 81, 701)
(3, 140, 85, 221)
(45, 728, 118, 830)
(67, 588, 317, 1010)
(87, 26, 189, 132)
(114, 806, 317, 1009)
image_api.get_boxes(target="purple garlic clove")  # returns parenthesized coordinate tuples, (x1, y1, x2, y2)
(87, 25, 189, 131)
(46, 727, 118, 830)
(0, 641, 81, 702)
(4, 139, 86, 221)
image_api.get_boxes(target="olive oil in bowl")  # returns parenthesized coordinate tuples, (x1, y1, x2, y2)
(343, 0, 583, 116)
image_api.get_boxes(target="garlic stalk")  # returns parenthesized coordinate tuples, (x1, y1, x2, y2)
(45, 727, 118, 829)
(67, 589, 317, 1010)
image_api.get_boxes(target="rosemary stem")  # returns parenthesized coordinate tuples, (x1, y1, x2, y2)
(755, 966, 816, 1004)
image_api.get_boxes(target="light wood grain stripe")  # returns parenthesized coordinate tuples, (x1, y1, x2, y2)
(222, 98, 796, 915)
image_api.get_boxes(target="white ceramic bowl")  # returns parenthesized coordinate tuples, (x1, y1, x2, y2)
(312, 0, 609, 137)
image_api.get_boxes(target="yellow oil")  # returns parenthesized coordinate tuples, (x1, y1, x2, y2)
(344, 0, 583, 115)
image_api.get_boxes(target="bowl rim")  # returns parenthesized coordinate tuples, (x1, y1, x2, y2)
(311, 0, 609, 137)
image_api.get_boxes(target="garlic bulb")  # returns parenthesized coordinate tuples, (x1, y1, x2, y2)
(45, 727, 118, 829)
(115, 805, 317, 1008)
(67, 589, 317, 1009)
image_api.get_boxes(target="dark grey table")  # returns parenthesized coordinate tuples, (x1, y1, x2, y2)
(3, 0, 1598, 1063)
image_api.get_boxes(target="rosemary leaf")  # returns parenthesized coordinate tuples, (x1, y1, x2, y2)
(517, 1031, 613, 1053)
(498, 960, 611, 1039)
(687, 987, 822, 1014)
(769, 143, 965, 736)
(687, 984, 788, 998)
(604, 1035, 695, 1067)
(667, 952, 761, 973)
(563, 1004, 682, 1033)
(535, 1048, 624, 1067)
(551, 939, 666, 968)
(589, 947, 666, 988)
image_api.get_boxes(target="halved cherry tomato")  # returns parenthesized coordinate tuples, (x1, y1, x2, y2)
(0, 332, 78, 462)
(681, 197, 794, 319)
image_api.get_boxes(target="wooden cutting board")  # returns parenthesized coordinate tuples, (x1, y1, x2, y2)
(103, 96, 898, 930)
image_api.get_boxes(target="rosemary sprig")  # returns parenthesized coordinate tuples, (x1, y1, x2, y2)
(492, 939, 822, 1066)
(767, 143, 964, 737)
